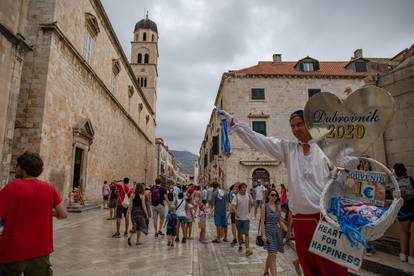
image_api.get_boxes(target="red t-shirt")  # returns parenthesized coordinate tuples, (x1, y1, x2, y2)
(0, 179, 62, 263)
(116, 183, 132, 207)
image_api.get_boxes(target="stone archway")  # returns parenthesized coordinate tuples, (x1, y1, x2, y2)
(71, 118, 94, 195)
(252, 168, 270, 187)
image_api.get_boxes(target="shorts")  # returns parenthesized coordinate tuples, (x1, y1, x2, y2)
(230, 212, 236, 224)
(116, 206, 128, 218)
(167, 227, 176, 236)
(103, 195, 109, 200)
(398, 198, 414, 221)
(0, 255, 52, 276)
(151, 204, 165, 217)
(214, 214, 228, 227)
(256, 200, 263, 208)
(199, 222, 206, 230)
(235, 219, 250, 235)
(178, 216, 188, 224)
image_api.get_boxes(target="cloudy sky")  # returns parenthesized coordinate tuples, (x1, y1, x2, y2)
(101, 0, 414, 155)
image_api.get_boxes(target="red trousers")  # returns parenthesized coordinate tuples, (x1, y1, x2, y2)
(293, 213, 347, 276)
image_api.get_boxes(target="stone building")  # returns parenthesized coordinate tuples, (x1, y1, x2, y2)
(155, 137, 186, 185)
(1, 0, 159, 203)
(0, 0, 31, 186)
(199, 50, 380, 189)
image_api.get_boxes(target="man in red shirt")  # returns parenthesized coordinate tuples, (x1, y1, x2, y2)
(0, 152, 67, 275)
(112, 177, 132, 238)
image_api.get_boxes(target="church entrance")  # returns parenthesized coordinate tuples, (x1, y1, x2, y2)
(252, 168, 270, 187)
(72, 147, 84, 191)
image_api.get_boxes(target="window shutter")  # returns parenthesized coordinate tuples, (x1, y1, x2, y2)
(314, 61, 320, 71)
(299, 62, 304, 71)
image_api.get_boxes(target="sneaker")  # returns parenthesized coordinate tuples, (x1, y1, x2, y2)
(158, 231, 165, 236)
(112, 233, 120, 238)
(182, 238, 186, 243)
(245, 249, 253, 257)
(231, 239, 237, 246)
(400, 253, 408, 262)
(238, 246, 243, 252)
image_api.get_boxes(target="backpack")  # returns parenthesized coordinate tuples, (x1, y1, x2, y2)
(151, 186, 162, 206)
(202, 189, 208, 200)
(167, 191, 174, 202)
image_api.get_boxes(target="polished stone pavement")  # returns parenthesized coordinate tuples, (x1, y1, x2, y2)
(51, 209, 378, 275)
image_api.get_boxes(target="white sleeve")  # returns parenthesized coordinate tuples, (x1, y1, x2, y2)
(231, 121, 287, 163)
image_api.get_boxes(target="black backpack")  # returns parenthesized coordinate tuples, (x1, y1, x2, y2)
(167, 191, 174, 202)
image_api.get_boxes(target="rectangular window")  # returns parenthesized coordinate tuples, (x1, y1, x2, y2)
(252, 121, 267, 136)
(308, 89, 321, 98)
(251, 88, 265, 100)
(212, 135, 219, 155)
(111, 73, 117, 95)
(303, 62, 314, 72)
(83, 32, 92, 64)
(355, 61, 368, 72)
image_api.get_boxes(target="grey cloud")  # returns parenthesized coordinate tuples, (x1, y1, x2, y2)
(102, 0, 414, 154)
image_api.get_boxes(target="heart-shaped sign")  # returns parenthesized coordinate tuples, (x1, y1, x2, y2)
(304, 85, 395, 166)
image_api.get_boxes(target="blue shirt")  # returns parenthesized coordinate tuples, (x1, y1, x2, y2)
(211, 190, 227, 216)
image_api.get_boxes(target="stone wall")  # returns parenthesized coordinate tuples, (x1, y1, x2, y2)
(10, 0, 156, 201)
(379, 54, 414, 176)
(0, 0, 30, 186)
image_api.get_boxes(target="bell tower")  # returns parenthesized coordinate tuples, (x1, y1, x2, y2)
(130, 13, 159, 113)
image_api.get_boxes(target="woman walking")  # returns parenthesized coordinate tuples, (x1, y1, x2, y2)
(127, 183, 149, 246)
(261, 189, 286, 276)
(107, 182, 118, 220)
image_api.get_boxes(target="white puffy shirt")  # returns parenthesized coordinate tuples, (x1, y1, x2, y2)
(231, 121, 333, 215)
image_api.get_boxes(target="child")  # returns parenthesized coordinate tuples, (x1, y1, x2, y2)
(186, 198, 194, 240)
(198, 204, 208, 243)
(164, 206, 178, 247)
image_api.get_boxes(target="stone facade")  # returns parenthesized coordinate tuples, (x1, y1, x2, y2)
(199, 53, 380, 190)
(4, 0, 157, 203)
(155, 138, 188, 185)
(0, 0, 31, 186)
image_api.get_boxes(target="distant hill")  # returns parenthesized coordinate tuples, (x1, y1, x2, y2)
(171, 150, 198, 175)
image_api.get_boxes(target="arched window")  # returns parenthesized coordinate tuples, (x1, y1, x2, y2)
(152, 34, 155, 42)
(140, 77, 144, 86)
(144, 54, 149, 64)
(137, 53, 142, 64)
(252, 168, 270, 187)
(143, 32, 147, 41)
(144, 78, 147, 88)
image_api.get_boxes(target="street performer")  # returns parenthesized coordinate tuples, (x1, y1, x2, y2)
(217, 109, 355, 276)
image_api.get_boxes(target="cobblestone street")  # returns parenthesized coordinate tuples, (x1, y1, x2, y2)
(51, 209, 378, 276)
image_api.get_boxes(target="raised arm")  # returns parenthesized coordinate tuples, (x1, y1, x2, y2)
(217, 109, 286, 162)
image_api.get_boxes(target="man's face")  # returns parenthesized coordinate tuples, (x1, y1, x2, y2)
(290, 116, 312, 142)
(239, 186, 247, 195)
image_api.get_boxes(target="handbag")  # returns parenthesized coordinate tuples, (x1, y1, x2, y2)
(256, 205, 266, 247)
(121, 185, 130, 208)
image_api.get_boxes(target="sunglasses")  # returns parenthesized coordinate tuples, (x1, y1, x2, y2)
(270, 193, 277, 197)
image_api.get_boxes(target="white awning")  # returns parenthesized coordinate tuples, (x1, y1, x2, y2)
(240, 160, 281, 166)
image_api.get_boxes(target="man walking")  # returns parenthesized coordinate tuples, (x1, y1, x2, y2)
(0, 152, 68, 275)
(231, 183, 253, 256)
(254, 181, 266, 219)
(150, 178, 167, 237)
(211, 182, 228, 243)
(112, 177, 132, 238)
(218, 109, 353, 276)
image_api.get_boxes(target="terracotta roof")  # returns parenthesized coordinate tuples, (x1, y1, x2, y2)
(231, 61, 378, 77)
